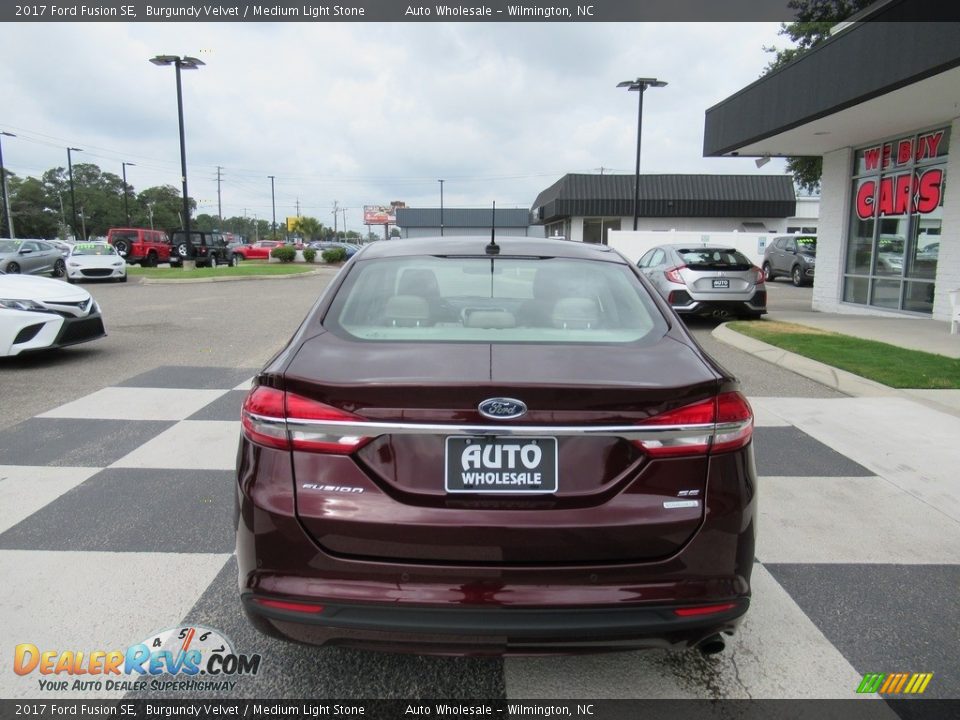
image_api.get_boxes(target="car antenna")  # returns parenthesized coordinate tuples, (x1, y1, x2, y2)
(485, 201, 499, 255)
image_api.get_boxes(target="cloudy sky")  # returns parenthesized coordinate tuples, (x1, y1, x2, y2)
(0, 21, 789, 231)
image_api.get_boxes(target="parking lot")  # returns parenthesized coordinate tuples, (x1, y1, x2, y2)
(1, 275, 957, 700)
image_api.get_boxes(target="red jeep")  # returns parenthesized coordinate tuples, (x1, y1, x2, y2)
(106, 228, 172, 267)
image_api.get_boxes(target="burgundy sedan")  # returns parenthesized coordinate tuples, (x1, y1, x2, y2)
(236, 237, 756, 655)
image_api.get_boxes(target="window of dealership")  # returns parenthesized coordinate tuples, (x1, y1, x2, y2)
(845, 126, 949, 314)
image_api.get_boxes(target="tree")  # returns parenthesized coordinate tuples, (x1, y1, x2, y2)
(762, 0, 873, 192)
(389, 228, 401, 238)
(193, 213, 219, 232)
(292, 216, 324, 242)
(133, 185, 196, 232)
(7, 174, 61, 239)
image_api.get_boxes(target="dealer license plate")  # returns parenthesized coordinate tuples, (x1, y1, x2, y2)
(445, 437, 558, 494)
(712, 278, 730, 288)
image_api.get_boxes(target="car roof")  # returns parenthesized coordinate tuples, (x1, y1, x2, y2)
(358, 236, 624, 262)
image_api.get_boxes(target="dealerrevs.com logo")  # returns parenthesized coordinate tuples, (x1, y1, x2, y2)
(14, 625, 262, 693)
(856, 672, 933, 695)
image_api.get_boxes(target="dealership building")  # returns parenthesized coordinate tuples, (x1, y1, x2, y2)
(530, 173, 810, 243)
(704, 6, 960, 320)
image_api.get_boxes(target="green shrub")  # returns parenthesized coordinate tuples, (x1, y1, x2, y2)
(303, 247, 317, 263)
(271, 245, 297, 263)
(322, 247, 347, 263)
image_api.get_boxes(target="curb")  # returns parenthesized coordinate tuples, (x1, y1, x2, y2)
(713, 323, 960, 418)
(139, 266, 338, 285)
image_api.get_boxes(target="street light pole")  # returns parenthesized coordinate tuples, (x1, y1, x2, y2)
(121, 161, 135, 226)
(438, 179, 445, 236)
(0, 131, 15, 239)
(268, 175, 276, 239)
(617, 77, 667, 231)
(150, 54, 204, 264)
(67, 147, 82, 241)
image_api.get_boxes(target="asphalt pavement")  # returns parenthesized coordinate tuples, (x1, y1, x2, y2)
(1, 272, 957, 703)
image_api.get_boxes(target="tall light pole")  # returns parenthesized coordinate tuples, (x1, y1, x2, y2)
(121, 161, 135, 226)
(0, 131, 15, 239)
(150, 54, 204, 263)
(67, 147, 82, 240)
(617, 77, 667, 231)
(438, 179, 445, 236)
(268, 175, 276, 239)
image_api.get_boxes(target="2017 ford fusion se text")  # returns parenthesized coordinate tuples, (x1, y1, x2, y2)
(235, 237, 757, 655)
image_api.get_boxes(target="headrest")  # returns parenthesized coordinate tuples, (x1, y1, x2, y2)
(383, 295, 431, 326)
(551, 297, 600, 329)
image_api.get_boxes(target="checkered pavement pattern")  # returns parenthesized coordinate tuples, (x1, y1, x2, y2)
(1, 366, 957, 700)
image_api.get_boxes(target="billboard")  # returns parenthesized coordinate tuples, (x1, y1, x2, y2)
(363, 205, 396, 225)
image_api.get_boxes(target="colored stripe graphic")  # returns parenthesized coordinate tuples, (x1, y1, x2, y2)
(857, 673, 933, 694)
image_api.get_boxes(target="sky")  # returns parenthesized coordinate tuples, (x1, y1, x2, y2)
(0, 21, 790, 233)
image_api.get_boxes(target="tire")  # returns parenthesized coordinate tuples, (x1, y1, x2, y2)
(114, 240, 130, 258)
(230, 254, 240, 267)
(66, 276, 76, 284)
(144, 252, 158, 268)
(791, 265, 805, 287)
(6, 262, 20, 274)
(120, 274, 128, 283)
(175, 242, 189, 259)
(210, 256, 218, 269)
(762, 262, 774, 282)
(53, 258, 66, 278)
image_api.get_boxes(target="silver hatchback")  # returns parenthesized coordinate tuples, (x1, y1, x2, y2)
(637, 244, 766, 320)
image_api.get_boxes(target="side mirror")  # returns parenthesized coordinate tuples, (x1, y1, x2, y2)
(19, 248, 33, 255)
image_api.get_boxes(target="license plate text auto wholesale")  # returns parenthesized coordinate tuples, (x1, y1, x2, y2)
(712, 278, 730, 288)
(445, 436, 559, 493)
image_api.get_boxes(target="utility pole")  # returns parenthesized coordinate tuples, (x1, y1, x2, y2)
(216, 166, 223, 229)
(1, 131, 16, 239)
(295, 197, 300, 217)
(121, 162, 135, 226)
(268, 175, 276, 239)
(331, 200, 339, 238)
(341, 208, 348, 239)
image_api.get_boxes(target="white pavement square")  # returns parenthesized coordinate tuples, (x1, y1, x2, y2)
(746, 397, 795, 427)
(504, 566, 869, 700)
(764, 397, 960, 522)
(110, 421, 240, 470)
(758, 475, 960, 564)
(0, 466, 102, 535)
(0, 550, 231, 699)
(38, 387, 229, 422)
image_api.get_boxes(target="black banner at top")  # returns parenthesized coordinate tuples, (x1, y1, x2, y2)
(1, 0, 956, 23)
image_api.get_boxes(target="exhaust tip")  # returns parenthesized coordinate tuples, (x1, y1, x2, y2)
(698, 634, 726, 656)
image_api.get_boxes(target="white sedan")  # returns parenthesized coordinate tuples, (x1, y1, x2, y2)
(65, 242, 127, 283)
(0, 272, 107, 356)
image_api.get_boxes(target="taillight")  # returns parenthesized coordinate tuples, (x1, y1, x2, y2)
(632, 392, 753, 458)
(252, 598, 325, 614)
(752, 265, 765, 284)
(241, 385, 371, 454)
(664, 265, 687, 284)
(673, 602, 737, 617)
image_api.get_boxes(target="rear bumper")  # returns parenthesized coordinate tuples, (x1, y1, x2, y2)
(672, 292, 767, 317)
(235, 441, 757, 654)
(240, 594, 748, 654)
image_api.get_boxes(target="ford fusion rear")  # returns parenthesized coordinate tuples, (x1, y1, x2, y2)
(235, 237, 756, 655)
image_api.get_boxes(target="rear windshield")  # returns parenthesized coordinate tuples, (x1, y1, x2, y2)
(326, 256, 667, 344)
(678, 248, 753, 270)
(109, 231, 138, 241)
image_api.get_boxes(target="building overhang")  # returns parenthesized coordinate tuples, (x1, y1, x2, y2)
(704, 9, 960, 158)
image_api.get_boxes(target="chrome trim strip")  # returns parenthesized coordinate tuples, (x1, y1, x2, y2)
(243, 412, 746, 441)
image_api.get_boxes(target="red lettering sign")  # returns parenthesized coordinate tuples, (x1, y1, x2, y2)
(855, 169, 944, 220)
(863, 147, 882, 171)
(897, 139, 913, 165)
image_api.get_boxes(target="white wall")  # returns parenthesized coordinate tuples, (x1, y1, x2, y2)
(567, 216, 796, 242)
(608, 230, 773, 267)
(812, 148, 852, 313)
(933, 116, 960, 321)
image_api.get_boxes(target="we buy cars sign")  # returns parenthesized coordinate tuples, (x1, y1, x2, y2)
(855, 129, 947, 220)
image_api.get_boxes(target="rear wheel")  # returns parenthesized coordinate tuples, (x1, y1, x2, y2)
(6, 262, 20, 274)
(114, 240, 130, 258)
(53, 259, 66, 278)
(144, 251, 158, 268)
(762, 262, 774, 282)
(791, 265, 805, 287)
(230, 254, 241, 267)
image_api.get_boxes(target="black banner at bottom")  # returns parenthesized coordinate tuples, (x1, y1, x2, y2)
(2, 699, 958, 720)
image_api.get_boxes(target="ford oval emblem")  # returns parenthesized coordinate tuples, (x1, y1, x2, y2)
(478, 398, 528, 420)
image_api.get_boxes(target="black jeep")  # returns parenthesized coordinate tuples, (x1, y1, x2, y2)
(169, 230, 238, 268)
